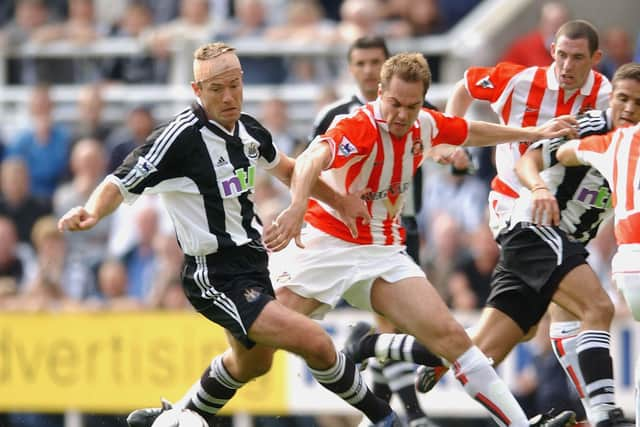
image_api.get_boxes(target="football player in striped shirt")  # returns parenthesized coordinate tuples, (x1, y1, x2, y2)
(557, 63, 640, 427)
(266, 52, 577, 427)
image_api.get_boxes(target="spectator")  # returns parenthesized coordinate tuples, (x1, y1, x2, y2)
(121, 205, 160, 302)
(30, 0, 108, 83)
(105, 105, 155, 173)
(53, 138, 111, 268)
(94, 258, 143, 310)
(101, 0, 168, 84)
(141, 0, 215, 61)
(217, 0, 288, 84)
(384, 0, 445, 37)
(0, 0, 54, 84)
(598, 27, 634, 80)
(259, 97, 301, 156)
(0, 158, 52, 244)
(7, 85, 71, 200)
(0, 217, 26, 303)
(448, 222, 497, 311)
(71, 83, 112, 142)
(500, 1, 569, 67)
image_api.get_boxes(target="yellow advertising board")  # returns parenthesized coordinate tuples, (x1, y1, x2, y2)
(0, 312, 287, 413)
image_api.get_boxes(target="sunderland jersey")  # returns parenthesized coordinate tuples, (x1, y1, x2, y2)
(310, 93, 438, 217)
(510, 110, 613, 243)
(109, 102, 279, 256)
(305, 99, 468, 245)
(465, 62, 611, 197)
(575, 123, 640, 244)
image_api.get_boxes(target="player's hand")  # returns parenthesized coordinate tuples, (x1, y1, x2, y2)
(263, 204, 307, 251)
(57, 206, 98, 232)
(530, 187, 560, 226)
(533, 115, 578, 141)
(335, 188, 371, 239)
(426, 144, 460, 165)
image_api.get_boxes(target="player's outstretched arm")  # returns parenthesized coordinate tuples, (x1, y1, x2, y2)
(465, 115, 577, 147)
(515, 149, 560, 226)
(57, 179, 124, 232)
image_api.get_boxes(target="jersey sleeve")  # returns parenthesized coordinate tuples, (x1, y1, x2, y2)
(316, 113, 376, 170)
(428, 109, 469, 146)
(465, 62, 526, 103)
(110, 124, 188, 204)
(575, 133, 613, 170)
(576, 110, 610, 138)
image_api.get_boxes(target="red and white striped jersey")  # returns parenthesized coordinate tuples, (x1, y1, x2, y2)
(575, 123, 640, 244)
(305, 100, 469, 245)
(465, 62, 611, 198)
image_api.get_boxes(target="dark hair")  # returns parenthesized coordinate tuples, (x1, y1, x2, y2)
(555, 20, 599, 54)
(612, 62, 640, 86)
(348, 36, 390, 62)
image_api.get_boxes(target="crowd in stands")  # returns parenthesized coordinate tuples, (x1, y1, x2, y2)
(0, 0, 638, 426)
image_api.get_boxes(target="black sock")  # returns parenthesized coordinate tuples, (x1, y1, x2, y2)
(383, 360, 426, 421)
(185, 356, 244, 423)
(358, 333, 444, 367)
(370, 359, 392, 403)
(577, 331, 615, 408)
(309, 351, 392, 423)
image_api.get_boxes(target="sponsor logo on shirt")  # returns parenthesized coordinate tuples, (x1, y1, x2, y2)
(338, 137, 357, 157)
(362, 182, 410, 218)
(218, 165, 255, 198)
(576, 184, 612, 209)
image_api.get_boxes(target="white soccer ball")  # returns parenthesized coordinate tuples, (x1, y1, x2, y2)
(151, 408, 208, 427)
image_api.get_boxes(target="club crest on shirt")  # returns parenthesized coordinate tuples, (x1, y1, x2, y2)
(275, 271, 292, 284)
(412, 139, 424, 155)
(338, 137, 357, 157)
(244, 142, 260, 159)
(476, 76, 494, 89)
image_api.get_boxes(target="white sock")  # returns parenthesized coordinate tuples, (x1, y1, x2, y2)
(549, 321, 593, 421)
(453, 346, 528, 427)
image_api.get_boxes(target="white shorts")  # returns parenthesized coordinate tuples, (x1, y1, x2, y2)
(269, 225, 425, 319)
(612, 244, 640, 321)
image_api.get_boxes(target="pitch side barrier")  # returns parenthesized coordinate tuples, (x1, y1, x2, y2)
(0, 310, 637, 417)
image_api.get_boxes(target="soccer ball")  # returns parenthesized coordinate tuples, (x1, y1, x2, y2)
(151, 408, 208, 427)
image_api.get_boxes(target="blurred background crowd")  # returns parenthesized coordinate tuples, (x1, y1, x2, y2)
(0, 0, 638, 426)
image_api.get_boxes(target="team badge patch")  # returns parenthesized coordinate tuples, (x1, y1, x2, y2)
(338, 137, 357, 157)
(412, 139, 424, 155)
(475, 76, 494, 89)
(244, 142, 260, 159)
(244, 288, 261, 303)
(132, 156, 157, 179)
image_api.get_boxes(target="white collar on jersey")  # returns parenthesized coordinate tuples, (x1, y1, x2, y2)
(371, 99, 389, 131)
(547, 62, 596, 95)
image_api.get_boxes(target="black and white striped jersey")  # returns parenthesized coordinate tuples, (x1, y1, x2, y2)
(510, 109, 613, 243)
(108, 102, 279, 256)
(310, 93, 440, 217)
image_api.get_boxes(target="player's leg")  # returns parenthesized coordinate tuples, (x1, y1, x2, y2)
(371, 275, 531, 427)
(547, 303, 591, 420)
(273, 287, 398, 425)
(552, 262, 625, 426)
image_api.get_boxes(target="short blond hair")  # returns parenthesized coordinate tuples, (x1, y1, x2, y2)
(380, 52, 432, 98)
(193, 42, 236, 61)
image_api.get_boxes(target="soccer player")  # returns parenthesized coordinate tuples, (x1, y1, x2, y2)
(266, 51, 576, 427)
(58, 42, 403, 427)
(556, 63, 640, 427)
(310, 35, 457, 426)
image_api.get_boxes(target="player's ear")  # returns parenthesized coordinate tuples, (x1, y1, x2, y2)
(591, 49, 603, 66)
(550, 42, 557, 58)
(191, 81, 201, 97)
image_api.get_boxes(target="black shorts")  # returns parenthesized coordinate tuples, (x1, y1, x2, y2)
(486, 223, 588, 333)
(181, 243, 275, 349)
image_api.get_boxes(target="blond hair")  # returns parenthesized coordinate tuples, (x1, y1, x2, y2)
(193, 42, 236, 61)
(380, 52, 432, 98)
